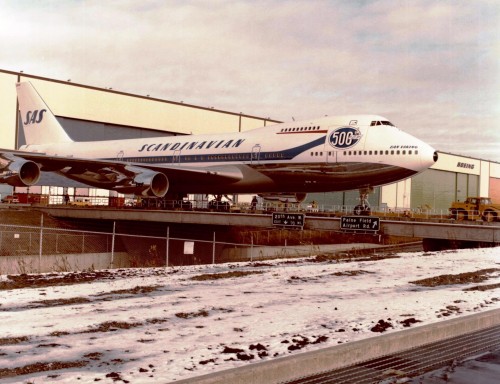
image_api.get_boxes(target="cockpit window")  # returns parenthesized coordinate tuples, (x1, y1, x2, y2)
(370, 120, 395, 126)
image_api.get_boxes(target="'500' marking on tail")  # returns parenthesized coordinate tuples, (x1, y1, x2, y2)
(24, 109, 47, 125)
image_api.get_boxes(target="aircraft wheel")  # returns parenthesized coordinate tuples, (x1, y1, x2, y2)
(219, 201, 230, 212)
(362, 206, 371, 216)
(353, 205, 363, 216)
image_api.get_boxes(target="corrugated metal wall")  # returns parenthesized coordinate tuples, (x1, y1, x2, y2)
(411, 169, 479, 211)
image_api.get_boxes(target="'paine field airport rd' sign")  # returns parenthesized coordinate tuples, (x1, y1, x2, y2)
(340, 216, 380, 231)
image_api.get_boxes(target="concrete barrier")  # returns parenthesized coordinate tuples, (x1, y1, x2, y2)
(175, 308, 500, 384)
(0, 252, 130, 274)
(220, 243, 384, 261)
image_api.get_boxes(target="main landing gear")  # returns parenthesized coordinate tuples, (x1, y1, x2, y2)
(207, 194, 232, 212)
(353, 187, 373, 216)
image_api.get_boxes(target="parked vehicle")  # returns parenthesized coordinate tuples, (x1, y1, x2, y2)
(69, 198, 92, 207)
(449, 197, 499, 222)
(1, 195, 19, 203)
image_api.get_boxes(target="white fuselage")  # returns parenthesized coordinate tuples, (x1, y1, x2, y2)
(20, 114, 436, 195)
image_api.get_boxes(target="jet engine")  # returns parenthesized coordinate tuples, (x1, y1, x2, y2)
(0, 157, 40, 187)
(113, 166, 169, 197)
(258, 192, 307, 204)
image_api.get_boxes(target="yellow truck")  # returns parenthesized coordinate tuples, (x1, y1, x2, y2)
(449, 197, 499, 222)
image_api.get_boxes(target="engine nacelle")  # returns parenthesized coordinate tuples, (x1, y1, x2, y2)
(135, 171, 169, 197)
(258, 192, 307, 204)
(114, 166, 169, 197)
(0, 157, 40, 187)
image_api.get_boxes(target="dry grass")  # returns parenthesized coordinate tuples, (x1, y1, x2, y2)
(0, 336, 29, 346)
(410, 268, 499, 287)
(0, 361, 88, 379)
(190, 270, 264, 281)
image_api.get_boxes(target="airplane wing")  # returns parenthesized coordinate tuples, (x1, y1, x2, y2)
(0, 149, 243, 197)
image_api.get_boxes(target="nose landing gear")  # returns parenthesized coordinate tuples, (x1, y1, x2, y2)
(353, 187, 373, 216)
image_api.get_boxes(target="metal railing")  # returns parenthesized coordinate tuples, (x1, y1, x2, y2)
(4, 193, 472, 221)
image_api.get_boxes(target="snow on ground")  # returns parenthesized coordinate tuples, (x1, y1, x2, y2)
(0, 247, 499, 383)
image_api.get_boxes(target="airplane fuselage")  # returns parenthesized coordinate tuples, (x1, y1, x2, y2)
(20, 114, 437, 195)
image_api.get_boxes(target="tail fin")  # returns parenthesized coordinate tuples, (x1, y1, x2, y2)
(16, 82, 73, 145)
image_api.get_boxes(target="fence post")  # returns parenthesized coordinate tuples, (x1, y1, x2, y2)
(39, 215, 44, 273)
(212, 232, 216, 264)
(110, 221, 116, 269)
(251, 234, 253, 262)
(165, 226, 169, 268)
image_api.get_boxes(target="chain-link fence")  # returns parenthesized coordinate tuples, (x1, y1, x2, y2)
(1, 221, 359, 275)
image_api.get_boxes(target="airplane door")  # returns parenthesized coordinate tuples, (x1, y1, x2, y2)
(325, 127, 338, 164)
(172, 150, 181, 164)
(326, 148, 337, 163)
(251, 144, 261, 164)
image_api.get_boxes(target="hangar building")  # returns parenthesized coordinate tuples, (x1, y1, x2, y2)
(0, 69, 498, 213)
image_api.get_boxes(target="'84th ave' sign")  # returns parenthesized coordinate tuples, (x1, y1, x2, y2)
(340, 216, 380, 231)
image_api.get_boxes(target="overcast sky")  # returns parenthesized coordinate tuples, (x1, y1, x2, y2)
(1, 0, 499, 161)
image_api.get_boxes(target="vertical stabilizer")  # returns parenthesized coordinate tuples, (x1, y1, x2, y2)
(16, 82, 73, 145)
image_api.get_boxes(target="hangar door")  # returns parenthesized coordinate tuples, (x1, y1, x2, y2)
(411, 170, 479, 211)
(490, 178, 500, 202)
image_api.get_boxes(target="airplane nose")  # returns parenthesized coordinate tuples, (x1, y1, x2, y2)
(420, 143, 437, 169)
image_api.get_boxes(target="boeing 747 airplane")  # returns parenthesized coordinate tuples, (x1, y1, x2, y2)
(0, 82, 437, 213)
